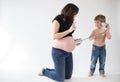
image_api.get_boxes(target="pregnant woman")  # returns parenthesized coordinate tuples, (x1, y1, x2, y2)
(38, 3, 79, 82)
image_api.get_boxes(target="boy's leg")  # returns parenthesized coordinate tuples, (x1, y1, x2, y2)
(65, 53, 73, 79)
(99, 46, 106, 77)
(89, 45, 99, 76)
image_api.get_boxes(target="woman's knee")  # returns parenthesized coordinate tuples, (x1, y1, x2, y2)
(56, 77, 64, 82)
(55, 73, 65, 82)
(65, 75, 72, 79)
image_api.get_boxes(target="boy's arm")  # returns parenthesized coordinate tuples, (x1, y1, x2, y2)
(89, 30, 95, 40)
(106, 24, 111, 39)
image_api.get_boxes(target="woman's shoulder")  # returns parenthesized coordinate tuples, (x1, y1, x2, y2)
(52, 14, 63, 23)
(55, 14, 62, 19)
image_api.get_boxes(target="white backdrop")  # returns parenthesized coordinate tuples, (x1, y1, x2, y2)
(0, 0, 120, 80)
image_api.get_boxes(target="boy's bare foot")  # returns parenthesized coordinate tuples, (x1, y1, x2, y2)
(88, 73, 93, 77)
(100, 74, 106, 77)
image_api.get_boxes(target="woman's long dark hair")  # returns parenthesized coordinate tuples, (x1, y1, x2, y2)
(61, 3, 79, 24)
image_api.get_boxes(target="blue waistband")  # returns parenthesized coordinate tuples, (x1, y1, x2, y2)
(93, 44, 105, 49)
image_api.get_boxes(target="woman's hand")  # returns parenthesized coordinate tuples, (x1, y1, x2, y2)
(74, 38, 82, 46)
(68, 22, 76, 32)
(76, 43, 80, 46)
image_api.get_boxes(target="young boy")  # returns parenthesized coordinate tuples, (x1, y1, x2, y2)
(88, 14, 111, 77)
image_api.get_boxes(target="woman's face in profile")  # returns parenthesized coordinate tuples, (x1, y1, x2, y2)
(73, 14, 78, 20)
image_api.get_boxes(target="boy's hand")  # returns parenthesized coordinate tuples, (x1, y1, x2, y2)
(106, 24, 110, 30)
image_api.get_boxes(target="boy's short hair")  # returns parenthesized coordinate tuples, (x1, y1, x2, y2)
(94, 14, 106, 22)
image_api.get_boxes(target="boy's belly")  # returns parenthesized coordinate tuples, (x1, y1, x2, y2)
(93, 39, 105, 46)
(93, 35, 106, 46)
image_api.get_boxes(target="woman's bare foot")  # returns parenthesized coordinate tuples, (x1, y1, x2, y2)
(88, 73, 93, 77)
(38, 68, 44, 76)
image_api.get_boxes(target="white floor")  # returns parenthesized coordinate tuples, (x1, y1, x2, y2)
(0, 67, 120, 82)
(39, 74, 120, 82)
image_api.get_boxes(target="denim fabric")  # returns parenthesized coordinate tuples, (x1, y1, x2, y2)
(43, 47, 73, 82)
(89, 44, 106, 74)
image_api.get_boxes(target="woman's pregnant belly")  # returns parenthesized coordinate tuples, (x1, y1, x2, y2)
(53, 36, 76, 52)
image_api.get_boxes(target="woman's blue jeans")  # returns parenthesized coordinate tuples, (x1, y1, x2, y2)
(43, 47, 73, 82)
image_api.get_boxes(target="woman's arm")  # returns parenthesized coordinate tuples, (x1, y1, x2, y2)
(52, 20, 75, 40)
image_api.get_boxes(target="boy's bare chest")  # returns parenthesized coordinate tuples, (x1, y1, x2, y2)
(95, 30, 106, 38)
